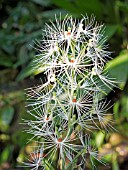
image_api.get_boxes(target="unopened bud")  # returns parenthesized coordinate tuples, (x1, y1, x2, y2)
(70, 57, 75, 63)
(57, 138, 63, 142)
(72, 95, 77, 103)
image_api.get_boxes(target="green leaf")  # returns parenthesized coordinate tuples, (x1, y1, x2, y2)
(14, 45, 29, 68)
(2, 106, 14, 125)
(40, 9, 67, 19)
(53, 0, 103, 18)
(104, 25, 118, 40)
(95, 131, 105, 148)
(114, 95, 128, 118)
(31, 0, 52, 7)
(116, 1, 128, 12)
(0, 55, 13, 67)
(94, 50, 128, 95)
(12, 131, 32, 147)
(112, 153, 119, 170)
(16, 62, 34, 81)
(53, 0, 78, 14)
(75, 0, 103, 18)
(0, 146, 11, 164)
(113, 101, 119, 115)
(106, 50, 128, 88)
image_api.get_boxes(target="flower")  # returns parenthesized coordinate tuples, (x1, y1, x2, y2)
(24, 105, 54, 139)
(79, 133, 108, 169)
(33, 14, 109, 76)
(38, 129, 81, 166)
(89, 94, 115, 132)
(59, 88, 93, 119)
(21, 147, 45, 170)
(26, 75, 58, 109)
(43, 14, 77, 46)
(22, 14, 117, 170)
(90, 65, 119, 91)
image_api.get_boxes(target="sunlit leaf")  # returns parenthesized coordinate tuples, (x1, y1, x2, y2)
(106, 50, 128, 88)
(95, 131, 105, 148)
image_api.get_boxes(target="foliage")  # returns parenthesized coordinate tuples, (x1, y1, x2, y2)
(0, 0, 128, 169)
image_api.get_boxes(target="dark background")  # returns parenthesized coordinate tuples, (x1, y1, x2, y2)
(0, 0, 128, 169)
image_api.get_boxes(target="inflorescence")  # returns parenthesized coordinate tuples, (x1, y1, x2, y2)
(22, 14, 117, 170)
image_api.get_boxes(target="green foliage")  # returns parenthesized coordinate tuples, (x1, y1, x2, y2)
(0, 146, 12, 164)
(53, 0, 103, 18)
(106, 50, 128, 89)
(0, 0, 128, 169)
(95, 131, 105, 148)
(1, 106, 14, 125)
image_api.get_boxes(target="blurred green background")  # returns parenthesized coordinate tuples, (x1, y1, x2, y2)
(0, 0, 128, 169)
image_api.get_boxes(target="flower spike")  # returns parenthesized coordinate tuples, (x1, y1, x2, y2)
(21, 14, 118, 170)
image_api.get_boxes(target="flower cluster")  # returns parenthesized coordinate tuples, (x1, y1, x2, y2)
(22, 15, 117, 169)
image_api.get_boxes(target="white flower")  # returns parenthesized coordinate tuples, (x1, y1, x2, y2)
(24, 105, 54, 138)
(90, 65, 119, 90)
(21, 148, 45, 170)
(38, 130, 81, 165)
(90, 95, 115, 132)
(43, 14, 77, 46)
(58, 88, 93, 119)
(86, 37, 111, 67)
(23, 14, 116, 169)
(33, 14, 107, 75)
(79, 133, 108, 169)
(26, 73, 58, 109)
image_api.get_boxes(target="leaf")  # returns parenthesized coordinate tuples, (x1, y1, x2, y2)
(40, 9, 68, 19)
(112, 153, 119, 170)
(95, 131, 105, 148)
(116, 1, 128, 12)
(12, 131, 32, 147)
(31, 0, 52, 7)
(113, 101, 119, 115)
(16, 62, 34, 81)
(0, 55, 13, 67)
(2, 106, 14, 125)
(53, 0, 103, 18)
(114, 95, 128, 118)
(104, 25, 118, 40)
(0, 69, 18, 84)
(94, 50, 128, 95)
(14, 45, 29, 68)
(53, 0, 78, 14)
(75, 0, 103, 18)
(106, 50, 128, 86)
(0, 146, 11, 164)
